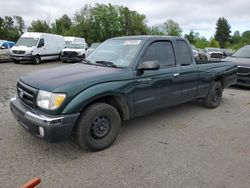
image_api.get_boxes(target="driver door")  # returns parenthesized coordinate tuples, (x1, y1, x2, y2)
(133, 40, 182, 117)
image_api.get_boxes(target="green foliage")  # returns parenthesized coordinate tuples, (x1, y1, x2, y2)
(51, 14, 72, 35)
(194, 37, 209, 49)
(215, 17, 231, 48)
(147, 24, 165, 35)
(65, 4, 147, 44)
(209, 38, 220, 48)
(28, 20, 50, 33)
(162, 19, 182, 36)
(184, 30, 200, 44)
(0, 16, 25, 41)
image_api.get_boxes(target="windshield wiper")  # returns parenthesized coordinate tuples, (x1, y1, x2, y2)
(95, 61, 118, 68)
(81, 59, 93, 64)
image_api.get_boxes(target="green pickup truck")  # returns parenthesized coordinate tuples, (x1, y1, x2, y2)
(10, 36, 237, 151)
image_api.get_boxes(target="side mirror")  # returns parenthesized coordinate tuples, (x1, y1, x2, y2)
(0, 46, 6, 49)
(138, 60, 160, 71)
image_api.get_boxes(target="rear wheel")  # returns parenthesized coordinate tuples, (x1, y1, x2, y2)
(76, 103, 121, 151)
(33, 55, 41, 64)
(204, 82, 223, 108)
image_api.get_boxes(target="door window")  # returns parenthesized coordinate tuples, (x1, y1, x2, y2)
(38, 38, 44, 48)
(176, 40, 192, 65)
(143, 41, 175, 68)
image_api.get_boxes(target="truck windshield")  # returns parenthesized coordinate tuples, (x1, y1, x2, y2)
(16, 37, 39, 47)
(232, 46, 250, 58)
(86, 39, 143, 67)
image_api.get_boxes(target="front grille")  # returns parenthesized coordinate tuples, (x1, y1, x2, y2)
(210, 53, 223, 59)
(62, 51, 78, 57)
(12, 50, 26, 55)
(237, 66, 250, 75)
(17, 81, 38, 107)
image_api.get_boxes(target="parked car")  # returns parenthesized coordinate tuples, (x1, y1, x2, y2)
(10, 32, 65, 64)
(225, 45, 250, 87)
(10, 36, 237, 151)
(64, 36, 87, 47)
(220, 48, 235, 57)
(0, 40, 15, 62)
(86, 42, 101, 57)
(191, 45, 208, 61)
(205, 48, 224, 60)
(60, 42, 88, 62)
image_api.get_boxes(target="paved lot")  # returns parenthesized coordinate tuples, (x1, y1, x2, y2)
(0, 61, 250, 188)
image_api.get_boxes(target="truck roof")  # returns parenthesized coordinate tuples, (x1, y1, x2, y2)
(111, 35, 184, 41)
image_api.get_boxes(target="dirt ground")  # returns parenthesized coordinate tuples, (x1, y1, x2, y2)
(0, 61, 249, 188)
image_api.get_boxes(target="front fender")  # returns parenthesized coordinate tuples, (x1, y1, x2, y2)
(62, 81, 134, 115)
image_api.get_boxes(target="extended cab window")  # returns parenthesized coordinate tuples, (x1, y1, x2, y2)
(143, 41, 175, 68)
(176, 40, 192, 65)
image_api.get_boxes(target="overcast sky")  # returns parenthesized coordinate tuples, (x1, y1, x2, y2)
(1, 0, 250, 39)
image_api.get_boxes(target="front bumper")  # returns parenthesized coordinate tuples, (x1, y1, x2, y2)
(236, 75, 250, 88)
(10, 54, 35, 61)
(10, 97, 80, 142)
(60, 55, 82, 62)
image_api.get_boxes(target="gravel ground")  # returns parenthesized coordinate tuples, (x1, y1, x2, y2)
(0, 61, 250, 188)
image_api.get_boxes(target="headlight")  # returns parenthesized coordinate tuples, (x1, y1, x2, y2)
(36, 90, 66, 110)
(26, 50, 33, 55)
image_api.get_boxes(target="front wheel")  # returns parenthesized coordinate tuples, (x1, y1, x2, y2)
(204, 82, 223, 108)
(76, 103, 121, 151)
(33, 55, 41, 64)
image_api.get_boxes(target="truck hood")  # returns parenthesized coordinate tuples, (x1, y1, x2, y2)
(225, 56, 250, 67)
(62, 48, 84, 53)
(11, 45, 34, 52)
(20, 63, 129, 92)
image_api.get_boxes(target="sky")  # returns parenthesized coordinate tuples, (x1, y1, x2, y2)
(1, 0, 250, 39)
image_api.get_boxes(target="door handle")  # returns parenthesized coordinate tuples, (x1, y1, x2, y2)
(173, 73, 180, 77)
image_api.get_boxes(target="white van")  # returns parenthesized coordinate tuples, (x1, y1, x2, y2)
(64, 36, 87, 47)
(10, 32, 65, 64)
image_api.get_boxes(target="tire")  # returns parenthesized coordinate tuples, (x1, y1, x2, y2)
(76, 103, 121, 151)
(33, 55, 41, 64)
(14, 60, 20, 64)
(204, 82, 223, 108)
(58, 53, 61, 61)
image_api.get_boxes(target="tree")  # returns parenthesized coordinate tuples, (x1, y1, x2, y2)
(215, 17, 231, 48)
(209, 38, 220, 48)
(147, 24, 165, 35)
(0, 16, 23, 41)
(14, 16, 25, 34)
(29, 20, 50, 33)
(51, 14, 72, 35)
(71, 4, 147, 44)
(231, 31, 241, 45)
(184, 30, 200, 44)
(162, 19, 182, 36)
(194, 37, 209, 49)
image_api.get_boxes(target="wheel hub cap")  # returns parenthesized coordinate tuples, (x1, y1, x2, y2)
(91, 116, 110, 139)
